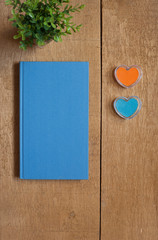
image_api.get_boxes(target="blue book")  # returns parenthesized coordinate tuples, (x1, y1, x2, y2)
(20, 62, 89, 179)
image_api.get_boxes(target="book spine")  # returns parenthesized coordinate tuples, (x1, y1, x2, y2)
(20, 62, 24, 179)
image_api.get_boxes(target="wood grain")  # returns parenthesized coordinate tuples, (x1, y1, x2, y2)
(1, 0, 158, 239)
(0, 1, 101, 240)
(101, 0, 158, 239)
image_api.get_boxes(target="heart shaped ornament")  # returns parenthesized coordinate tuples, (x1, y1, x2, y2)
(113, 96, 142, 119)
(114, 65, 142, 88)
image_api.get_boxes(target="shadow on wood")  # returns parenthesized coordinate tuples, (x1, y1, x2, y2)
(13, 63, 20, 178)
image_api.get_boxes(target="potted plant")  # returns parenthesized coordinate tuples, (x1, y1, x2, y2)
(6, 0, 85, 50)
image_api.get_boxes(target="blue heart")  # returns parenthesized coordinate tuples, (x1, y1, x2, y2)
(114, 97, 141, 119)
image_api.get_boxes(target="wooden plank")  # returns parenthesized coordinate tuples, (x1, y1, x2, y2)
(101, 0, 158, 239)
(0, 1, 101, 239)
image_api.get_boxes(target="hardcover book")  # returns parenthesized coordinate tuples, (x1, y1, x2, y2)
(20, 61, 89, 179)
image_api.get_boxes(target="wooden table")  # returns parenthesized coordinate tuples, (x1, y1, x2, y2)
(1, 1, 158, 239)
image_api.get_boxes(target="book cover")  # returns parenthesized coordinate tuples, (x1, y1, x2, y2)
(20, 61, 89, 179)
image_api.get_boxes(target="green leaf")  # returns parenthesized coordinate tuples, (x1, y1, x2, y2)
(53, 35, 60, 42)
(19, 41, 27, 50)
(71, 26, 76, 32)
(79, 4, 85, 9)
(64, 4, 68, 10)
(9, 17, 15, 21)
(22, 34, 25, 40)
(58, 36, 62, 42)
(13, 34, 21, 39)
(28, 12, 34, 18)
(51, 23, 56, 28)
(66, 26, 71, 34)
(25, 31, 32, 37)
(37, 40, 45, 46)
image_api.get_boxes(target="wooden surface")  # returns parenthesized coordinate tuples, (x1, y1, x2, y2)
(0, 1, 101, 240)
(1, 0, 158, 239)
(102, 0, 158, 240)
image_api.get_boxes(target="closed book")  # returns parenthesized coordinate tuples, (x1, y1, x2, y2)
(20, 61, 89, 179)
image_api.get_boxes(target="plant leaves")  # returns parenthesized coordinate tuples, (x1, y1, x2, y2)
(5, 0, 85, 50)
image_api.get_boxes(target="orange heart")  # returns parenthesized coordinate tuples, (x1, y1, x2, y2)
(114, 65, 142, 88)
